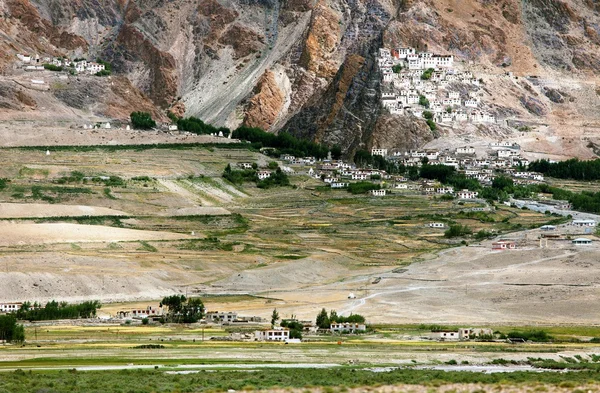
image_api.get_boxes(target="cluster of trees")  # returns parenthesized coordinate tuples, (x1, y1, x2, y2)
(233, 127, 335, 160)
(130, 112, 156, 130)
(347, 181, 380, 194)
(275, 316, 304, 339)
(223, 163, 257, 185)
(392, 64, 403, 73)
(15, 300, 101, 321)
(257, 168, 290, 189)
(160, 295, 204, 323)
(444, 224, 473, 238)
(315, 308, 365, 329)
(222, 163, 290, 189)
(0, 315, 24, 343)
(529, 158, 600, 181)
(43, 64, 63, 72)
(175, 116, 229, 136)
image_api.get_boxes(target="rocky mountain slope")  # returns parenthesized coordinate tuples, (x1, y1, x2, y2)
(1, 0, 600, 156)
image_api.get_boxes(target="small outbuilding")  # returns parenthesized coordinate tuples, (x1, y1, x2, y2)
(572, 238, 592, 245)
(492, 241, 517, 250)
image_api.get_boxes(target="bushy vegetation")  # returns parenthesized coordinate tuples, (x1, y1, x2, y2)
(444, 224, 473, 238)
(0, 315, 24, 343)
(392, 64, 403, 73)
(43, 64, 62, 72)
(160, 295, 204, 323)
(96, 59, 112, 73)
(223, 163, 289, 188)
(507, 329, 553, 342)
(419, 95, 430, 108)
(426, 119, 437, 131)
(1, 367, 600, 393)
(257, 168, 290, 189)
(130, 112, 156, 130)
(421, 68, 435, 80)
(347, 181, 380, 194)
(15, 300, 100, 321)
(223, 164, 257, 185)
(280, 318, 303, 339)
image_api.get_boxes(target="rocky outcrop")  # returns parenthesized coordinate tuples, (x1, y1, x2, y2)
(299, 0, 342, 79)
(371, 114, 434, 151)
(244, 70, 285, 130)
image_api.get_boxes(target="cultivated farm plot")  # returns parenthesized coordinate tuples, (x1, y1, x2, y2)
(0, 144, 583, 325)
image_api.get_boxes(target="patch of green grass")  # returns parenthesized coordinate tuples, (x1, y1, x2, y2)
(138, 241, 158, 252)
(274, 254, 307, 260)
(19, 167, 49, 178)
(103, 187, 116, 199)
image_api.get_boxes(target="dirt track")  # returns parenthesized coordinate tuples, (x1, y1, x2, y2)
(0, 223, 193, 245)
(0, 203, 128, 218)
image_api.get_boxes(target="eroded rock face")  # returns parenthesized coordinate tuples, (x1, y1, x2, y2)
(3, 0, 600, 154)
(371, 114, 434, 151)
(244, 70, 285, 130)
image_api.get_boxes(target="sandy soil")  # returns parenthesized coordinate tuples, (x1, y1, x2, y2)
(0, 223, 193, 245)
(0, 203, 128, 218)
(0, 124, 238, 147)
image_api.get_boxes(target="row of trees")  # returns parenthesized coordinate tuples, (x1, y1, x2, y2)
(232, 127, 336, 160)
(176, 116, 229, 136)
(15, 300, 101, 321)
(529, 158, 600, 181)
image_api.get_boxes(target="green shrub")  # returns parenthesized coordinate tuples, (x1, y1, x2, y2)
(130, 112, 156, 130)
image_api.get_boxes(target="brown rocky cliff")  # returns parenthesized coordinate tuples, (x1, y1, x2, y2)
(112, 24, 178, 109)
(243, 70, 285, 131)
(299, 0, 343, 79)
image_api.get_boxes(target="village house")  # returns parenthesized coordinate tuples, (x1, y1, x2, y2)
(0, 302, 22, 313)
(572, 238, 592, 245)
(492, 241, 517, 250)
(456, 146, 475, 155)
(371, 148, 388, 157)
(456, 189, 478, 199)
(572, 219, 596, 227)
(330, 322, 366, 334)
(458, 328, 494, 340)
(498, 150, 520, 158)
(331, 182, 349, 189)
(430, 330, 460, 341)
(255, 327, 290, 342)
(429, 222, 445, 228)
(206, 311, 238, 323)
(237, 162, 253, 170)
(370, 189, 386, 197)
(117, 306, 163, 319)
(257, 170, 272, 180)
